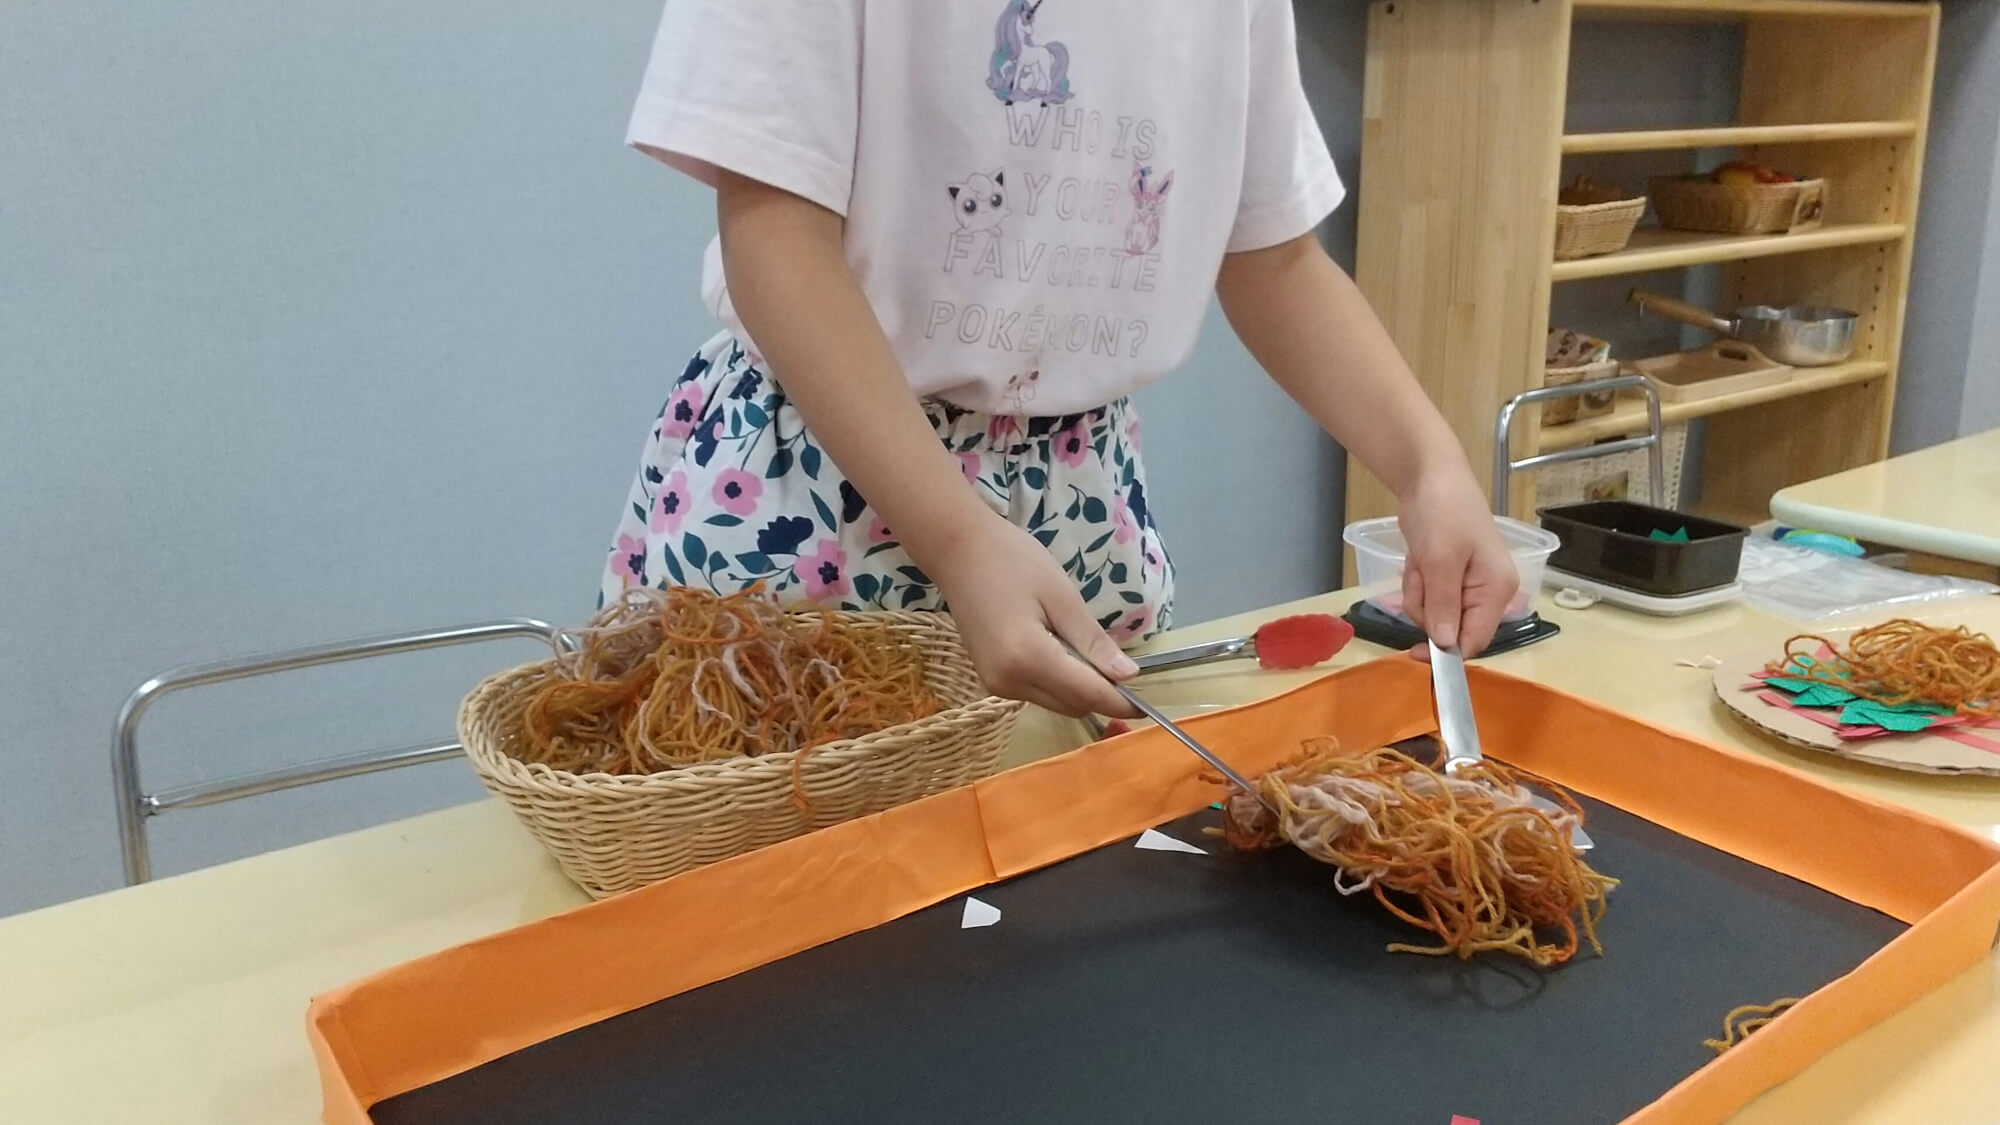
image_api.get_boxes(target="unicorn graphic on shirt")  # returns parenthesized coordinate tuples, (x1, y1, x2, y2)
(987, 0, 1073, 106)
(1124, 161, 1174, 256)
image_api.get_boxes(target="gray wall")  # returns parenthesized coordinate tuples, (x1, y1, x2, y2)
(0, 0, 1344, 913)
(2, 0, 710, 911)
(1894, 0, 2000, 450)
(1963, 135, 2000, 434)
(4, 0, 1995, 914)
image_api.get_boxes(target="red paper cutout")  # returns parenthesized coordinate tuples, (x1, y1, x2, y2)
(1754, 690, 2000, 759)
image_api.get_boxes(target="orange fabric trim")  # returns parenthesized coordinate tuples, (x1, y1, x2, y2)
(308, 658, 2000, 1125)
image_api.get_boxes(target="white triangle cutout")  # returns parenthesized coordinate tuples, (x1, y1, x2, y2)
(1135, 828, 1208, 855)
(960, 896, 1002, 929)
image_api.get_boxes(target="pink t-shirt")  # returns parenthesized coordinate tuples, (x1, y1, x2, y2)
(628, 0, 1345, 415)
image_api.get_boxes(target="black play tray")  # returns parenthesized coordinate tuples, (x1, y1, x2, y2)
(376, 799, 1903, 1125)
(1540, 501, 1749, 598)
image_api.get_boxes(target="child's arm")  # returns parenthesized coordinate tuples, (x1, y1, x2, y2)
(1216, 233, 1518, 655)
(716, 173, 1139, 717)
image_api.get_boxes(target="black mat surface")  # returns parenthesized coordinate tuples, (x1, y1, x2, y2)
(377, 795, 1903, 1125)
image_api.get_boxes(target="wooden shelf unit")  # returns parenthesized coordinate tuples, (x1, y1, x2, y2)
(1547, 222, 1908, 282)
(1574, 0, 1933, 21)
(1562, 121, 1919, 154)
(1539, 359, 1890, 451)
(1346, 0, 1936, 530)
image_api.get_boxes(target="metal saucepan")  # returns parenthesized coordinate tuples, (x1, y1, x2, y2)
(1629, 289, 1859, 366)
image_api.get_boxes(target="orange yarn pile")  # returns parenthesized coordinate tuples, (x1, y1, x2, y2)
(1777, 618, 2000, 717)
(509, 587, 941, 776)
(1219, 740, 1617, 966)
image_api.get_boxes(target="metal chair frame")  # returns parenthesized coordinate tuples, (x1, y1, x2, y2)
(111, 618, 566, 885)
(1491, 374, 1667, 516)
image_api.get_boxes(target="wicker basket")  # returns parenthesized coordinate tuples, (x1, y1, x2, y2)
(1535, 422, 1690, 510)
(1648, 175, 1827, 235)
(1542, 359, 1621, 426)
(1554, 196, 1646, 260)
(459, 611, 1023, 898)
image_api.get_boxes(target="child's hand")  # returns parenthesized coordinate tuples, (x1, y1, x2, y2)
(1397, 468, 1519, 656)
(929, 512, 1143, 720)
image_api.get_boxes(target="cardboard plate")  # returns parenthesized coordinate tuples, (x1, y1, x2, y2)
(1713, 651, 2000, 777)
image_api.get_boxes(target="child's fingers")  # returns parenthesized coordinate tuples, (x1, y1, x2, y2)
(1401, 565, 1427, 640)
(1042, 580, 1138, 679)
(1041, 589, 1142, 718)
(1457, 588, 1506, 658)
(1456, 546, 1519, 657)
(1415, 554, 1465, 651)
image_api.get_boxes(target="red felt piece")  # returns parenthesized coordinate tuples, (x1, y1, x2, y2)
(1254, 613, 1354, 670)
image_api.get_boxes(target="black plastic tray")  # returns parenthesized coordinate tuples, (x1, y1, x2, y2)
(375, 799, 1901, 1125)
(1540, 501, 1748, 597)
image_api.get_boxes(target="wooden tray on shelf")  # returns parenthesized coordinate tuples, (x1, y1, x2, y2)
(1631, 342, 1793, 404)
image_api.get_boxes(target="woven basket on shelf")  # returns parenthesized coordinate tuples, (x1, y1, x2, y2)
(1554, 196, 1646, 260)
(1648, 175, 1827, 235)
(459, 611, 1022, 899)
(1535, 422, 1690, 511)
(1541, 359, 1621, 427)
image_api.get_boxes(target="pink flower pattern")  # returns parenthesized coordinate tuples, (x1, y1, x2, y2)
(1111, 493, 1137, 545)
(1113, 608, 1152, 641)
(651, 470, 689, 534)
(712, 468, 762, 515)
(659, 383, 705, 442)
(956, 451, 983, 484)
(600, 340, 1171, 641)
(611, 534, 646, 587)
(796, 540, 852, 601)
(1052, 419, 1091, 468)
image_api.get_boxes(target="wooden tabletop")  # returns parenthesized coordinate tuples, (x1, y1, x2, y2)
(1771, 428, 2000, 566)
(5, 592, 1999, 1124)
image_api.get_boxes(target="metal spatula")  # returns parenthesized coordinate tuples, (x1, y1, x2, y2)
(1430, 642, 1593, 850)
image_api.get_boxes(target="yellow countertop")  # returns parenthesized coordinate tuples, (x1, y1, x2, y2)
(1771, 428, 2000, 565)
(4, 592, 2000, 1124)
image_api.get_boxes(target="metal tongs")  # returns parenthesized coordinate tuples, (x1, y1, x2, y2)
(1066, 641, 1277, 814)
(1430, 641, 1593, 850)
(1108, 678, 1278, 815)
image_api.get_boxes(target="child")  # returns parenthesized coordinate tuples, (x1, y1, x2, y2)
(602, 0, 1515, 719)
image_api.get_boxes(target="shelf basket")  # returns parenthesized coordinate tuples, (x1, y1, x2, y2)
(1554, 196, 1647, 260)
(1649, 176, 1827, 236)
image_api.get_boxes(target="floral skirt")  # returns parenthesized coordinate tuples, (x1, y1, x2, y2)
(599, 334, 1175, 642)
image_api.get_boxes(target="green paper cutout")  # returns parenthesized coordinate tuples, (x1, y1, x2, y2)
(1833, 697, 1951, 732)
(1787, 683, 1858, 708)
(1763, 674, 1855, 704)
(1649, 527, 1691, 543)
(1838, 701, 1940, 732)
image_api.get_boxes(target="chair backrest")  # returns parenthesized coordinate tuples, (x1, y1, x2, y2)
(1492, 375, 1665, 516)
(112, 618, 566, 884)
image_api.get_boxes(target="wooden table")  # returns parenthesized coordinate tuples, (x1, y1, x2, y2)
(1771, 428, 2000, 578)
(6, 594, 2000, 1124)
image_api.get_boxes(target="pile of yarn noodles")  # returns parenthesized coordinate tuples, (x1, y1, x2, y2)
(1775, 618, 2000, 717)
(510, 586, 941, 777)
(1219, 739, 1617, 966)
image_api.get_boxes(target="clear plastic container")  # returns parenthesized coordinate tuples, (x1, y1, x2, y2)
(1342, 516, 1559, 624)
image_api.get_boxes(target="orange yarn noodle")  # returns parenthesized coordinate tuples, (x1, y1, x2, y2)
(1777, 618, 2000, 717)
(1219, 740, 1618, 966)
(512, 588, 942, 784)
